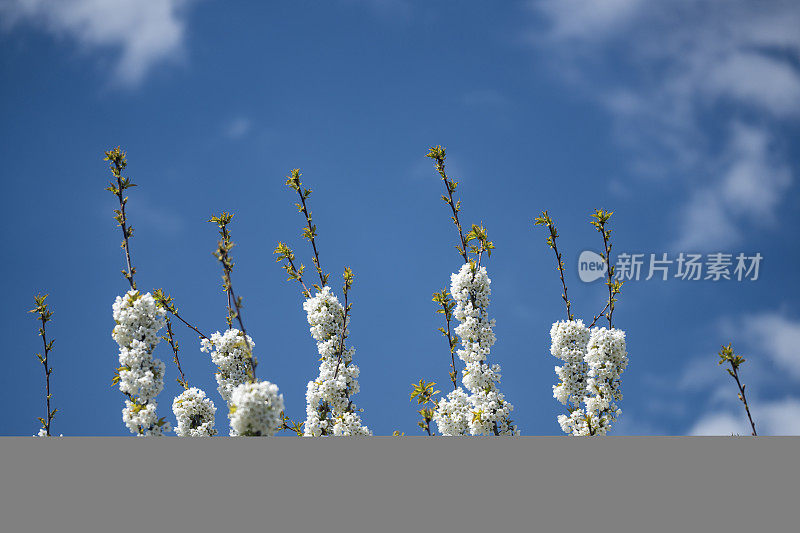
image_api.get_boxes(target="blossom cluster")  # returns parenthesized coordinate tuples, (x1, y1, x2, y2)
(112, 290, 170, 436)
(302, 287, 371, 436)
(434, 263, 517, 436)
(229, 381, 284, 436)
(551, 321, 628, 436)
(172, 387, 218, 437)
(200, 329, 253, 404)
(551, 320, 591, 408)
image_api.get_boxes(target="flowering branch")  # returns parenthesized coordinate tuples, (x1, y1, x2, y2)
(104, 148, 170, 436)
(210, 213, 257, 382)
(533, 211, 573, 321)
(426, 146, 516, 436)
(279, 168, 369, 436)
(30, 294, 57, 436)
(718, 343, 757, 436)
(104, 146, 137, 290)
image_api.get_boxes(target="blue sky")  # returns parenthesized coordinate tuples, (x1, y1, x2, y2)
(1, 0, 799, 436)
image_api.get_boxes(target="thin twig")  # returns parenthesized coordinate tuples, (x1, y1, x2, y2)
(30, 294, 56, 436)
(534, 211, 573, 321)
(730, 365, 757, 436)
(164, 317, 188, 389)
(719, 344, 757, 436)
(104, 147, 136, 289)
(588, 301, 611, 328)
(333, 268, 353, 379)
(427, 146, 469, 263)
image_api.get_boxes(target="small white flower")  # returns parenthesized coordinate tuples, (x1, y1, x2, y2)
(173, 387, 218, 437)
(229, 381, 284, 436)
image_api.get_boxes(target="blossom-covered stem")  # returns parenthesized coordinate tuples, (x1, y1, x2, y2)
(164, 317, 188, 389)
(210, 213, 256, 381)
(426, 146, 469, 262)
(104, 147, 137, 290)
(333, 267, 353, 379)
(112, 290, 170, 435)
(718, 343, 757, 436)
(533, 211, 573, 321)
(30, 294, 56, 436)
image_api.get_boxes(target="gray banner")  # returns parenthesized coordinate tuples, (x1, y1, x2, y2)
(1, 437, 797, 532)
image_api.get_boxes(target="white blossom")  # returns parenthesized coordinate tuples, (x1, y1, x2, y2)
(583, 327, 628, 435)
(200, 329, 253, 404)
(112, 290, 170, 436)
(302, 287, 370, 436)
(550, 320, 591, 409)
(434, 263, 517, 436)
(229, 381, 284, 436)
(173, 387, 218, 437)
(551, 322, 628, 436)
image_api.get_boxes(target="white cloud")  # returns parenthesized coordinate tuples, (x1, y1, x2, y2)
(0, 0, 197, 85)
(737, 312, 800, 380)
(675, 123, 791, 249)
(533, 0, 644, 41)
(690, 399, 800, 435)
(528, 0, 799, 250)
(224, 117, 252, 140)
(689, 411, 750, 436)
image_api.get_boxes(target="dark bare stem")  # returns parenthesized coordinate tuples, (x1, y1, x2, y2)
(221, 225, 234, 330)
(730, 364, 757, 436)
(40, 314, 53, 436)
(105, 148, 136, 290)
(600, 229, 614, 328)
(166, 308, 208, 340)
(588, 301, 611, 328)
(549, 230, 572, 321)
(31, 294, 56, 436)
(437, 299, 458, 390)
(429, 149, 469, 263)
(286, 254, 310, 295)
(333, 282, 351, 379)
(295, 187, 326, 287)
(164, 317, 188, 389)
(534, 211, 573, 321)
(226, 273, 256, 381)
